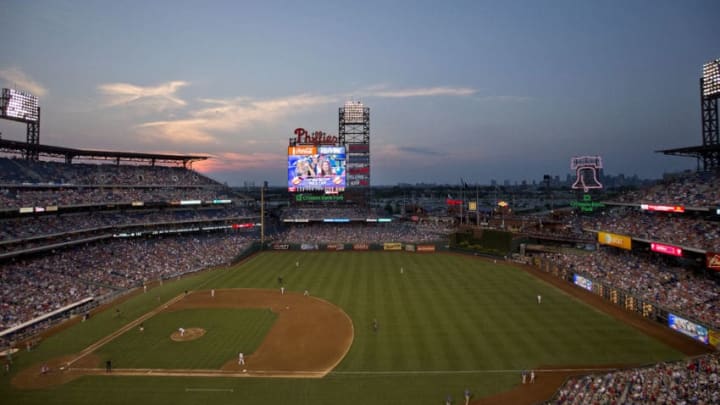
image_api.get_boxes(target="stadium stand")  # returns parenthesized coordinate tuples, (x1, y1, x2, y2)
(551, 352, 720, 404)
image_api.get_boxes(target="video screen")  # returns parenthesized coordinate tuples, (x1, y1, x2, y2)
(668, 313, 709, 344)
(288, 145, 346, 193)
(573, 274, 593, 291)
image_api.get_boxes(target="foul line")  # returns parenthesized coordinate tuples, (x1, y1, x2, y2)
(66, 293, 187, 368)
(328, 368, 620, 376)
(185, 388, 234, 393)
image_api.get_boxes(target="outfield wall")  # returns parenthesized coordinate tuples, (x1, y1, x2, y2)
(533, 257, 720, 349)
(265, 242, 447, 252)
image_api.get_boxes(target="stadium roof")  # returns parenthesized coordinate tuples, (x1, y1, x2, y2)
(0, 139, 208, 166)
(656, 144, 720, 158)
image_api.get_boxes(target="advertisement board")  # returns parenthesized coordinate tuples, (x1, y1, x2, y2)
(597, 231, 632, 250)
(288, 145, 346, 193)
(709, 329, 720, 348)
(417, 245, 436, 252)
(706, 252, 720, 271)
(573, 274, 593, 291)
(640, 204, 685, 213)
(651, 242, 683, 257)
(353, 243, 369, 251)
(383, 243, 402, 251)
(668, 313, 709, 344)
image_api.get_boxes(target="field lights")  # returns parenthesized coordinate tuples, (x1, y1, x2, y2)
(703, 59, 720, 98)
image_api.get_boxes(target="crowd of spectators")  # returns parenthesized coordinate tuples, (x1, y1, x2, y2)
(0, 232, 253, 331)
(551, 352, 720, 404)
(541, 249, 720, 330)
(583, 206, 720, 251)
(613, 171, 720, 207)
(0, 207, 255, 242)
(273, 222, 450, 244)
(0, 157, 218, 187)
(0, 187, 235, 209)
(280, 206, 382, 220)
(0, 157, 238, 210)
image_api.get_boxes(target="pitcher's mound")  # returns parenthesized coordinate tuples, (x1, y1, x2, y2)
(170, 328, 206, 342)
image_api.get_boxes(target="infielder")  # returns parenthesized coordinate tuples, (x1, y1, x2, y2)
(238, 352, 245, 365)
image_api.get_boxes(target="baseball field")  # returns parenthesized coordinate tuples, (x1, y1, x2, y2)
(2, 251, 707, 404)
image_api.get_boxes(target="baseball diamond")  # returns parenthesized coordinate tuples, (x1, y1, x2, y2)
(4, 252, 711, 404)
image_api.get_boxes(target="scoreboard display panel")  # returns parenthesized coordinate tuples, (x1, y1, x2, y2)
(288, 145, 346, 194)
(1, 88, 39, 122)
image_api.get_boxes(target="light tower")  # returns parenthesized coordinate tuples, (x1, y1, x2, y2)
(0, 88, 41, 160)
(658, 58, 720, 171)
(339, 101, 370, 203)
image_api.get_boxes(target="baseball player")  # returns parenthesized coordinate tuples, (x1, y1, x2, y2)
(280, 286, 285, 295)
(211, 289, 215, 298)
(238, 352, 245, 365)
(464, 388, 471, 405)
(537, 294, 542, 304)
(178, 327, 185, 337)
(530, 370, 535, 383)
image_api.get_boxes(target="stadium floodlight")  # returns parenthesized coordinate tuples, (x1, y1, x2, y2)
(343, 101, 365, 123)
(703, 59, 720, 98)
(1, 88, 39, 122)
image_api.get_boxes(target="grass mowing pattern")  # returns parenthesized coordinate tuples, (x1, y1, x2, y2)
(95, 309, 276, 369)
(1, 252, 684, 405)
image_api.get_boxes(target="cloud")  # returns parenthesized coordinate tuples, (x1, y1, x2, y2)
(0, 67, 48, 97)
(98, 80, 189, 111)
(132, 85, 482, 146)
(192, 151, 286, 173)
(136, 118, 216, 144)
(368, 86, 476, 98)
(397, 146, 441, 156)
(136, 93, 338, 145)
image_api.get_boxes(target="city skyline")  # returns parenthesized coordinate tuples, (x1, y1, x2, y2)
(1, 0, 719, 186)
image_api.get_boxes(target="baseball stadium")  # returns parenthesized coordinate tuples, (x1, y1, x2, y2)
(1, 61, 720, 405)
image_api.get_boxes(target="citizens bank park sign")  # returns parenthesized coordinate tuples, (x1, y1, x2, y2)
(294, 128, 338, 145)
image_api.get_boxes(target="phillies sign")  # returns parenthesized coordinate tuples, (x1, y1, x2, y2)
(294, 128, 338, 145)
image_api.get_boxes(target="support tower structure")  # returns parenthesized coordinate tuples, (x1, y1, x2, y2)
(339, 101, 370, 204)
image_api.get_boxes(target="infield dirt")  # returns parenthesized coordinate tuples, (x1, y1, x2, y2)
(13, 289, 354, 389)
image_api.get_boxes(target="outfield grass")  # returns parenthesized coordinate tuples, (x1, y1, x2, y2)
(1, 252, 684, 404)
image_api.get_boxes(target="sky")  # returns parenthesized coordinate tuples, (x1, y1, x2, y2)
(1, 0, 719, 186)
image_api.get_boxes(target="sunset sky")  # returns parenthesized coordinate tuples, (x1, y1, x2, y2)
(1, 0, 719, 186)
